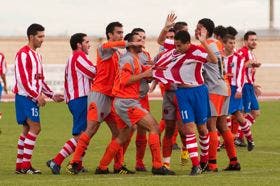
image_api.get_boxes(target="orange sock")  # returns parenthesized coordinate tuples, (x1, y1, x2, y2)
(99, 139, 121, 170)
(71, 133, 90, 163)
(222, 130, 237, 164)
(208, 131, 219, 169)
(136, 133, 147, 167)
(159, 119, 165, 134)
(148, 133, 162, 169)
(162, 135, 173, 158)
(113, 136, 124, 170)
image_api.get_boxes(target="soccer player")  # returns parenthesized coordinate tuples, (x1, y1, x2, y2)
(153, 29, 218, 175)
(46, 33, 96, 174)
(159, 28, 175, 52)
(156, 13, 190, 168)
(14, 23, 64, 174)
(236, 31, 261, 149)
(195, 19, 243, 172)
(66, 22, 142, 174)
(95, 32, 175, 175)
(0, 52, 8, 119)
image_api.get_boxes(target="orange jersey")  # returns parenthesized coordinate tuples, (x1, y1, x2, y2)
(91, 41, 126, 96)
(112, 52, 150, 99)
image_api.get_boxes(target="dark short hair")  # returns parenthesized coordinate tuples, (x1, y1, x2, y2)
(198, 18, 215, 37)
(27, 23, 45, 39)
(174, 22, 188, 33)
(226, 26, 238, 37)
(244, 31, 257, 41)
(70, 33, 87, 50)
(124, 32, 139, 42)
(105, 22, 123, 40)
(131, 28, 145, 34)
(214, 25, 227, 39)
(223, 34, 235, 43)
(174, 31, 191, 44)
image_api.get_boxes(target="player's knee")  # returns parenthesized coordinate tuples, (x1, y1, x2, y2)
(252, 110, 260, 118)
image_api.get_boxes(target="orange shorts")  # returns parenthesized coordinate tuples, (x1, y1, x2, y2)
(113, 98, 148, 129)
(209, 94, 230, 116)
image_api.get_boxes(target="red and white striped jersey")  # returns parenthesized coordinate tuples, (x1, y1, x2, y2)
(237, 46, 257, 84)
(153, 44, 208, 85)
(224, 53, 245, 92)
(163, 39, 175, 50)
(64, 50, 96, 103)
(0, 52, 7, 76)
(13, 45, 54, 99)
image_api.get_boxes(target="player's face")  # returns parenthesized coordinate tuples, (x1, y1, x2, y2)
(81, 36, 90, 55)
(136, 31, 146, 45)
(224, 39, 235, 53)
(195, 23, 203, 40)
(31, 31, 45, 49)
(166, 31, 175, 40)
(174, 40, 190, 54)
(246, 35, 257, 50)
(111, 27, 124, 41)
(132, 35, 143, 53)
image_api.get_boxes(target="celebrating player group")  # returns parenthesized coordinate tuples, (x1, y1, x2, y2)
(0, 13, 262, 176)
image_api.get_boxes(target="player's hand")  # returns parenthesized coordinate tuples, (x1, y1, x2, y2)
(164, 13, 177, 31)
(37, 95, 46, 107)
(143, 67, 153, 78)
(235, 91, 242, 99)
(254, 85, 262, 97)
(198, 26, 207, 43)
(127, 41, 145, 48)
(52, 94, 64, 102)
(252, 62, 261, 68)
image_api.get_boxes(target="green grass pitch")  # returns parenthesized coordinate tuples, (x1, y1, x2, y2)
(0, 100, 280, 185)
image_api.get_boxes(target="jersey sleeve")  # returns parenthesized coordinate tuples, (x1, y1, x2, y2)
(76, 53, 96, 79)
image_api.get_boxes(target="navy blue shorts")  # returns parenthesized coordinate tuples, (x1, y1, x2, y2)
(15, 94, 40, 125)
(229, 86, 243, 114)
(68, 96, 87, 135)
(176, 85, 210, 125)
(242, 83, 259, 113)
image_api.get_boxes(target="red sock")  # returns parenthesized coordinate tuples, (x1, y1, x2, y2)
(148, 133, 162, 169)
(135, 133, 147, 167)
(16, 135, 25, 170)
(222, 130, 237, 164)
(245, 113, 255, 126)
(99, 139, 121, 170)
(239, 121, 253, 142)
(186, 133, 199, 166)
(71, 133, 90, 163)
(22, 132, 37, 169)
(53, 138, 77, 165)
(208, 131, 218, 168)
(162, 135, 173, 164)
(199, 133, 209, 163)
